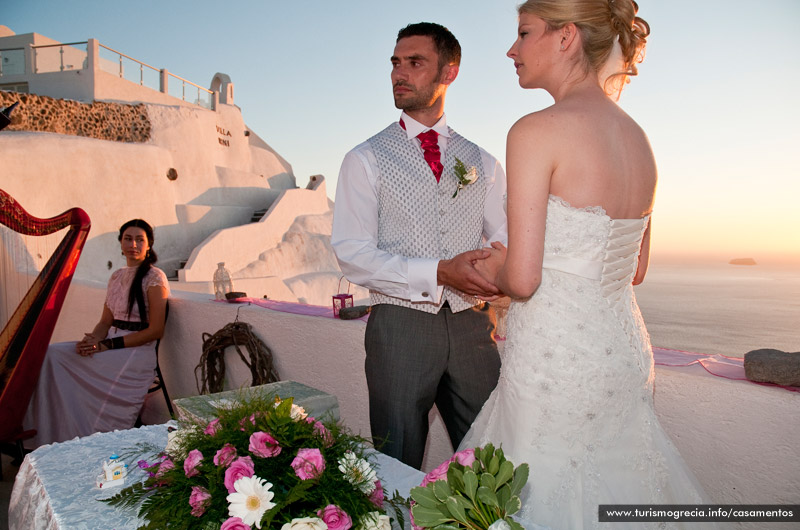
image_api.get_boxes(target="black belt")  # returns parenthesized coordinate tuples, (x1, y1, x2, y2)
(112, 319, 148, 331)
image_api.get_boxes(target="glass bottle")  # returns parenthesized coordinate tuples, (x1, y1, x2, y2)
(213, 262, 234, 300)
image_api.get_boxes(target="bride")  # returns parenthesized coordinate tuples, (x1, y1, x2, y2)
(462, 1, 724, 528)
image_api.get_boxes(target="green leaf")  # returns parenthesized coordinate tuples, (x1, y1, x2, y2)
(463, 469, 479, 500)
(510, 463, 529, 497)
(480, 472, 496, 492)
(454, 157, 467, 178)
(432, 525, 461, 530)
(477, 485, 500, 508)
(504, 495, 522, 516)
(411, 505, 454, 527)
(432, 479, 453, 502)
(495, 460, 514, 488)
(445, 496, 469, 525)
(410, 486, 441, 509)
(481, 443, 495, 466)
(446, 465, 465, 493)
(488, 454, 500, 475)
(496, 484, 511, 508)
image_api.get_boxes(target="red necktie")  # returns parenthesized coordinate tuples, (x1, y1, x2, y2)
(399, 119, 443, 182)
(417, 129, 443, 182)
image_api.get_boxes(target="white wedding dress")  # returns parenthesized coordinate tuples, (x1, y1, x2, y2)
(460, 195, 724, 529)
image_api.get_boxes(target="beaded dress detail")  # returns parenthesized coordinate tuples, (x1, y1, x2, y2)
(460, 196, 719, 529)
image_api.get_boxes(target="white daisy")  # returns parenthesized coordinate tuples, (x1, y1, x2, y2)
(227, 475, 276, 528)
(337, 451, 377, 495)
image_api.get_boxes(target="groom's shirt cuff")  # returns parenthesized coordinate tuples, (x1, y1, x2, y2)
(408, 258, 443, 303)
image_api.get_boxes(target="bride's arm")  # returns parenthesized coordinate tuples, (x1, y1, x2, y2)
(493, 113, 553, 299)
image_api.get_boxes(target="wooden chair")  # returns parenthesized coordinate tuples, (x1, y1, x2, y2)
(138, 301, 174, 425)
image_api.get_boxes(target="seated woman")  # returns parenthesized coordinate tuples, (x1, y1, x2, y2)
(24, 219, 169, 447)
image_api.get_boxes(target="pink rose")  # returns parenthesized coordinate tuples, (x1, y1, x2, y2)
(224, 456, 254, 493)
(249, 431, 282, 458)
(189, 486, 211, 517)
(239, 413, 256, 432)
(317, 504, 352, 530)
(214, 443, 238, 467)
(452, 448, 475, 467)
(369, 480, 384, 507)
(313, 421, 334, 447)
(204, 418, 220, 436)
(421, 457, 451, 487)
(220, 517, 251, 530)
(184, 449, 204, 478)
(155, 457, 175, 478)
(290, 448, 325, 480)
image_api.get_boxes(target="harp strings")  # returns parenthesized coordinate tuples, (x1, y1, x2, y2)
(0, 222, 64, 334)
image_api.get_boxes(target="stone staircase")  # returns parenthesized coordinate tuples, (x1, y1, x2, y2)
(166, 205, 272, 281)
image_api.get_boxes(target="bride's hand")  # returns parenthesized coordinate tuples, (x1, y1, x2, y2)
(475, 242, 507, 287)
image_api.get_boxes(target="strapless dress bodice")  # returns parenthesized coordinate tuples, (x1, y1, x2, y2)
(541, 194, 649, 314)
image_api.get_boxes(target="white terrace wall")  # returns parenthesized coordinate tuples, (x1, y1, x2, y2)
(50, 282, 800, 530)
(0, 97, 294, 283)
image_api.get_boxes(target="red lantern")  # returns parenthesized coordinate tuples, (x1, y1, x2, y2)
(332, 277, 354, 318)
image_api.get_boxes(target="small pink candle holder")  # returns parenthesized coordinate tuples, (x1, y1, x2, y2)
(332, 277, 354, 318)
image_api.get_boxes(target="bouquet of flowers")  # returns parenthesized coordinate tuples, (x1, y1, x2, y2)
(409, 444, 528, 530)
(104, 392, 394, 530)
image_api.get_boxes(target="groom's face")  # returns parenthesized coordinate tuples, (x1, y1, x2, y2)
(391, 35, 449, 112)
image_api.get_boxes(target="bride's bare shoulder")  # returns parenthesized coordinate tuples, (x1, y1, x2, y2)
(508, 107, 562, 141)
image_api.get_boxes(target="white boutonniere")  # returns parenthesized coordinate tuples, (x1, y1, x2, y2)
(452, 157, 478, 198)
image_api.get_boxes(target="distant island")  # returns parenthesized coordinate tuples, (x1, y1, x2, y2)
(729, 258, 757, 266)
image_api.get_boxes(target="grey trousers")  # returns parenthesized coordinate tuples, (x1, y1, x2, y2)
(364, 302, 501, 469)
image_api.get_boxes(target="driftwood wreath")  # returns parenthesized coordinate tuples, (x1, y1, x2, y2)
(195, 319, 280, 394)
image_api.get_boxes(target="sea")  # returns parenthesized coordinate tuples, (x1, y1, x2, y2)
(633, 258, 800, 358)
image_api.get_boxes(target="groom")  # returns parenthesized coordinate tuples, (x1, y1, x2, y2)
(331, 22, 507, 469)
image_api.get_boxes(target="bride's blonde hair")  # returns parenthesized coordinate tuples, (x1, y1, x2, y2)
(518, 0, 649, 89)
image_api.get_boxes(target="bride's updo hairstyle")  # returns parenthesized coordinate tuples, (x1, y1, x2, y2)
(518, 0, 649, 88)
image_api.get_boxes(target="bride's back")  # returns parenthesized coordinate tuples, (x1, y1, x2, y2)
(547, 92, 656, 220)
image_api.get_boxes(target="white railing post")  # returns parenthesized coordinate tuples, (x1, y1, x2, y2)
(86, 39, 98, 73)
(160, 68, 168, 94)
(25, 43, 35, 75)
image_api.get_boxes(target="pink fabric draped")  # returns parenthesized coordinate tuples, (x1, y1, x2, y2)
(654, 347, 799, 393)
(215, 297, 370, 321)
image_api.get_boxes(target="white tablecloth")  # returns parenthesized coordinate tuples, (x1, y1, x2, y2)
(9, 423, 423, 530)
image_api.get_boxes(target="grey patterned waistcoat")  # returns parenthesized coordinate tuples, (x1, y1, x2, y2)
(368, 122, 486, 313)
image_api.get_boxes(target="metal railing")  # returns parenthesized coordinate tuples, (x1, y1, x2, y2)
(21, 41, 214, 110)
(0, 48, 26, 76)
(166, 71, 214, 110)
(32, 41, 88, 73)
(98, 43, 160, 88)
(99, 43, 213, 109)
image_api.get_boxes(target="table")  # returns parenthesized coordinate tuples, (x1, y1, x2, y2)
(9, 423, 423, 530)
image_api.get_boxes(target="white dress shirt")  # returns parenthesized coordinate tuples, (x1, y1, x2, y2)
(331, 112, 508, 305)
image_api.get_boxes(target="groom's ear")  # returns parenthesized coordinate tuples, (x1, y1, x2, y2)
(440, 63, 459, 86)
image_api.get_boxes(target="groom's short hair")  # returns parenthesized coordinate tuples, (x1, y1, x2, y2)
(397, 22, 461, 70)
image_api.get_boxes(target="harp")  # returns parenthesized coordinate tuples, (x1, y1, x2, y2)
(0, 188, 91, 444)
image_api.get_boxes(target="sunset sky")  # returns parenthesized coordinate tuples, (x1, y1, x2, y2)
(6, 0, 799, 264)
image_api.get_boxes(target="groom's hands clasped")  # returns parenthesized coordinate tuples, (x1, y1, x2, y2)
(437, 248, 503, 301)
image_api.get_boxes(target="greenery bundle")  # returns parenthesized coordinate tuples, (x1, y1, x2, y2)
(409, 444, 528, 530)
